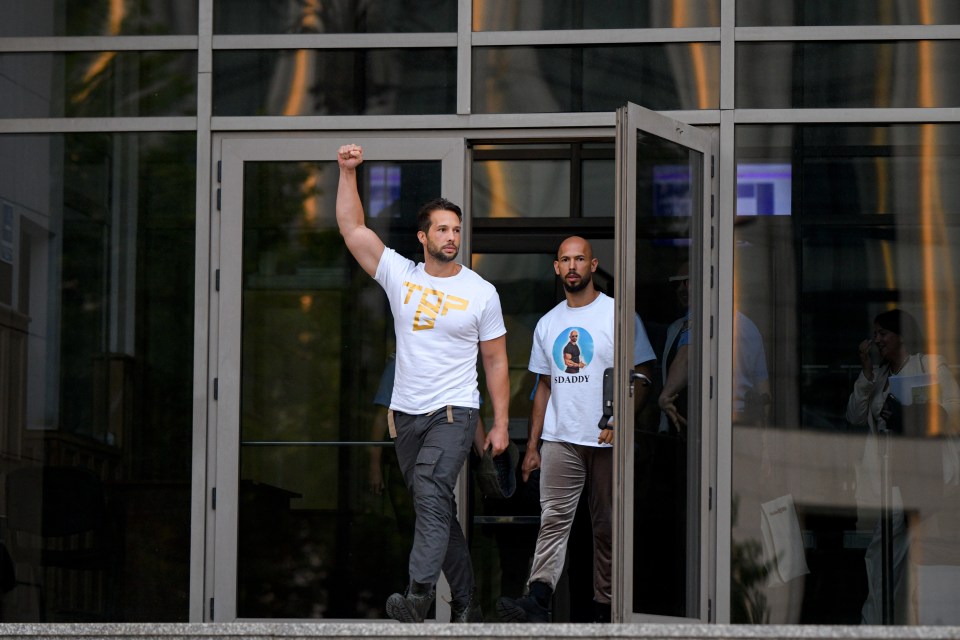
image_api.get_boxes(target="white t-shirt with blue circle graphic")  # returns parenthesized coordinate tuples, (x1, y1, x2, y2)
(529, 292, 655, 447)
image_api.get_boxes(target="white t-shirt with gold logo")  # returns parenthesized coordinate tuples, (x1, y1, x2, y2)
(375, 247, 506, 414)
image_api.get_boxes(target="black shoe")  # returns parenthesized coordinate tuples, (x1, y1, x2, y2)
(593, 600, 611, 623)
(450, 588, 483, 623)
(386, 581, 435, 623)
(496, 581, 551, 622)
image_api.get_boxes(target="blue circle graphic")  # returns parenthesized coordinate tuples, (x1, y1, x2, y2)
(552, 327, 595, 373)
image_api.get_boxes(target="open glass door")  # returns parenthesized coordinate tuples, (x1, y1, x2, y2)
(613, 103, 715, 622)
(212, 137, 464, 620)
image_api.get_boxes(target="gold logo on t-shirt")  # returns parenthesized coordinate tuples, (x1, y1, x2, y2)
(403, 282, 469, 331)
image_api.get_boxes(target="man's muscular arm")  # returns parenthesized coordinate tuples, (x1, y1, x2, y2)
(336, 144, 385, 277)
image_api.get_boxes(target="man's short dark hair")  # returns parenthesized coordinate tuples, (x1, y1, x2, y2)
(417, 198, 463, 234)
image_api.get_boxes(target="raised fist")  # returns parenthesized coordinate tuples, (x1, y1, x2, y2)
(337, 144, 363, 170)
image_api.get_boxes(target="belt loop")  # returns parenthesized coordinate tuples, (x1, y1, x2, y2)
(446, 405, 454, 423)
(387, 409, 397, 438)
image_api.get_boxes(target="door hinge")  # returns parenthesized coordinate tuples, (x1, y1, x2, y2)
(215, 269, 220, 291)
(710, 225, 714, 248)
(211, 487, 216, 510)
(213, 377, 218, 400)
(709, 376, 713, 399)
(210, 597, 215, 620)
(709, 486, 713, 510)
(216, 188, 221, 211)
(708, 597, 712, 622)
(710, 155, 715, 179)
(710, 265, 714, 288)
(217, 160, 222, 183)
(710, 315, 714, 339)
(710, 194, 715, 219)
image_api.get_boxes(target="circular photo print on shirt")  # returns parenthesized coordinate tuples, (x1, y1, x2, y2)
(552, 327, 595, 374)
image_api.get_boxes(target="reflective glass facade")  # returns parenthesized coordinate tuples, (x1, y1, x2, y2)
(3, 0, 960, 628)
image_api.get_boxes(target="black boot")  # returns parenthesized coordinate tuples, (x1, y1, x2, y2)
(496, 580, 552, 622)
(386, 580, 435, 623)
(450, 588, 483, 623)
(593, 600, 611, 623)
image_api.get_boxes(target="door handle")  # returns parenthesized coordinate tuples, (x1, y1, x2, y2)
(600, 367, 651, 429)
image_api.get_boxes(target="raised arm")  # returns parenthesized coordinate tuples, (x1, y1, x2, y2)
(479, 334, 511, 457)
(336, 144, 385, 277)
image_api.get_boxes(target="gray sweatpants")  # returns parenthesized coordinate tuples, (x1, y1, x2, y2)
(393, 406, 477, 600)
(528, 440, 613, 604)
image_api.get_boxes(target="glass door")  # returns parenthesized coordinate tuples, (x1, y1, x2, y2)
(613, 103, 716, 622)
(212, 137, 464, 621)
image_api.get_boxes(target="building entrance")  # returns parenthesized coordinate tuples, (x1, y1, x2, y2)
(207, 106, 716, 622)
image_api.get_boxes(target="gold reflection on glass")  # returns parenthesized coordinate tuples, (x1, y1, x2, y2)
(280, 0, 321, 115)
(74, 0, 126, 105)
(918, 0, 955, 435)
(485, 161, 512, 217)
(299, 294, 314, 313)
(301, 168, 318, 224)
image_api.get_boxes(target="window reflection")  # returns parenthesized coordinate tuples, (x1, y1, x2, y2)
(472, 45, 719, 113)
(736, 42, 960, 109)
(0, 133, 195, 622)
(737, 1, 960, 27)
(732, 124, 960, 624)
(213, 49, 456, 116)
(0, 52, 197, 119)
(214, 0, 456, 34)
(0, 1, 198, 36)
(237, 160, 440, 618)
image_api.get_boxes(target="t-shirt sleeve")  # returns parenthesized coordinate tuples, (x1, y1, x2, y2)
(372, 357, 396, 407)
(374, 247, 402, 290)
(678, 321, 691, 347)
(478, 288, 508, 342)
(633, 313, 657, 365)
(528, 320, 551, 375)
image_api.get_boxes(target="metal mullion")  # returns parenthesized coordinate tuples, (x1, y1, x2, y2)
(0, 117, 196, 133)
(472, 27, 721, 46)
(734, 107, 960, 124)
(457, 0, 472, 115)
(0, 35, 198, 51)
(720, 0, 735, 111)
(736, 24, 960, 42)
(211, 33, 457, 50)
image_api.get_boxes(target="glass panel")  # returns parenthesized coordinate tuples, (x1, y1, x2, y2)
(0, 1, 198, 36)
(582, 158, 614, 218)
(0, 132, 195, 622)
(737, 1, 960, 26)
(471, 142, 615, 219)
(213, 49, 456, 116)
(468, 252, 555, 620)
(215, 0, 455, 34)
(472, 45, 719, 113)
(473, 160, 570, 218)
(237, 159, 440, 619)
(631, 130, 702, 618)
(736, 42, 960, 109)
(0, 52, 197, 119)
(732, 124, 960, 625)
(473, 0, 720, 30)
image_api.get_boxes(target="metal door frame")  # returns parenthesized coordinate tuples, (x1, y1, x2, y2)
(613, 103, 718, 623)
(201, 123, 720, 622)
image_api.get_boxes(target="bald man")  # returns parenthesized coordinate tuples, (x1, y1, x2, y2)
(496, 236, 655, 623)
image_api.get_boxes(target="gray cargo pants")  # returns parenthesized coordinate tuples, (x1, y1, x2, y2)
(392, 405, 477, 601)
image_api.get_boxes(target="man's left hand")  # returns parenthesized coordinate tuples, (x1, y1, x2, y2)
(598, 428, 614, 445)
